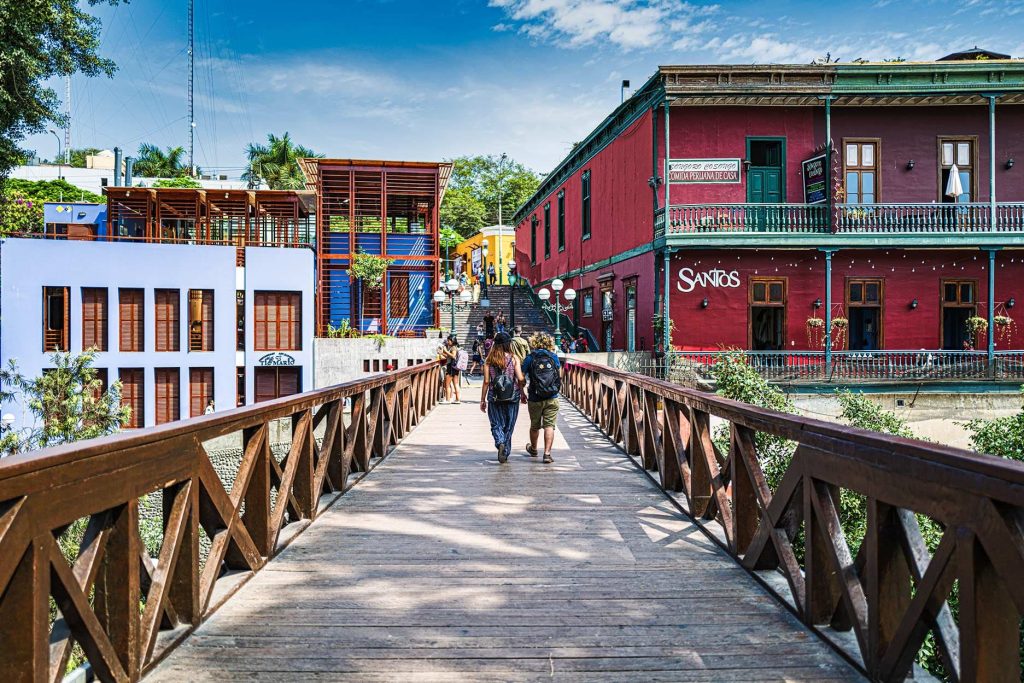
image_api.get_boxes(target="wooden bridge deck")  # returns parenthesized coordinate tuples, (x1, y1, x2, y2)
(147, 387, 861, 682)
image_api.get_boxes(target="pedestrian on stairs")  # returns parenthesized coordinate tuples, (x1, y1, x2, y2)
(488, 263, 497, 285)
(522, 332, 561, 464)
(480, 332, 526, 464)
(483, 310, 495, 339)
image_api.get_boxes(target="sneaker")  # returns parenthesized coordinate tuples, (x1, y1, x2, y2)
(543, 452, 554, 464)
(525, 443, 538, 457)
(497, 443, 508, 463)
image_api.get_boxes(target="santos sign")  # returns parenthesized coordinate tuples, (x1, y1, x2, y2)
(676, 267, 740, 293)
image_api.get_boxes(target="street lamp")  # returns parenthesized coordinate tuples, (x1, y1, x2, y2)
(496, 153, 508, 283)
(434, 279, 472, 337)
(538, 278, 576, 346)
(507, 260, 517, 328)
(48, 130, 63, 183)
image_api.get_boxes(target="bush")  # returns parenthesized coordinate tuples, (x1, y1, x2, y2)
(961, 387, 1024, 461)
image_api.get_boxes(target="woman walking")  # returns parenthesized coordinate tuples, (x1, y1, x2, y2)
(480, 332, 526, 463)
(439, 335, 462, 404)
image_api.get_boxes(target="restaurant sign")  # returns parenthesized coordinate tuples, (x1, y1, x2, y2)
(258, 352, 296, 367)
(802, 154, 828, 205)
(668, 159, 741, 184)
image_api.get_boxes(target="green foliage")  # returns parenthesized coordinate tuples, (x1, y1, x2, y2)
(242, 132, 321, 190)
(440, 155, 541, 238)
(835, 390, 916, 439)
(152, 176, 202, 189)
(0, 0, 120, 181)
(4, 177, 105, 203)
(651, 314, 676, 346)
(348, 250, 392, 291)
(961, 387, 1024, 461)
(0, 349, 130, 456)
(366, 333, 390, 350)
(67, 147, 102, 168)
(133, 143, 188, 178)
(439, 225, 462, 251)
(0, 192, 44, 234)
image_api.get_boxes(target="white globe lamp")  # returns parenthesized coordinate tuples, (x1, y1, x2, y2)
(446, 277, 459, 292)
(551, 278, 564, 292)
(564, 288, 577, 301)
(433, 290, 446, 303)
(538, 288, 551, 301)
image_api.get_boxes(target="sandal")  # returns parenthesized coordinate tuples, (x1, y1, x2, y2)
(525, 443, 538, 457)
(543, 452, 554, 464)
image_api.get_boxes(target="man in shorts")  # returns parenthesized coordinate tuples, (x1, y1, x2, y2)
(521, 332, 561, 464)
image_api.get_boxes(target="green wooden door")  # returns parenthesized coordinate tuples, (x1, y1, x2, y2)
(746, 140, 784, 230)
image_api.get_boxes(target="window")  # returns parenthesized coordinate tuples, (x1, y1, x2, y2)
(236, 367, 245, 407)
(154, 289, 180, 352)
(254, 367, 301, 403)
(91, 368, 108, 399)
(844, 139, 879, 204)
(254, 291, 301, 351)
(236, 291, 245, 351)
(749, 278, 786, 351)
(189, 368, 214, 417)
(530, 215, 538, 265)
(941, 279, 977, 350)
(43, 286, 69, 352)
(557, 191, 566, 252)
(624, 280, 638, 352)
(582, 289, 594, 317)
(154, 368, 180, 425)
(389, 273, 410, 318)
(543, 203, 551, 259)
(939, 138, 976, 203)
(118, 288, 144, 352)
(82, 288, 108, 351)
(188, 289, 214, 351)
(119, 368, 144, 429)
(581, 170, 592, 239)
(847, 278, 883, 350)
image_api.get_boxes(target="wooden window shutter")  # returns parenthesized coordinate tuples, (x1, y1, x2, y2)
(43, 287, 70, 352)
(155, 289, 179, 352)
(189, 367, 214, 417)
(188, 290, 214, 351)
(119, 368, 144, 428)
(82, 288, 108, 351)
(254, 291, 300, 351)
(254, 368, 277, 403)
(286, 292, 301, 350)
(389, 274, 409, 319)
(254, 292, 268, 351)
(278, 367, 300, 397)
(154, 368, 180, 425)
(119, 289, 144, 352)
(202, 290, 214, 351)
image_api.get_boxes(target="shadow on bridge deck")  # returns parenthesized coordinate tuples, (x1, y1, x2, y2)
(146, 386, 861, 682)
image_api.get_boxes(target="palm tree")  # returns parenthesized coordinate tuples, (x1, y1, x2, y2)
(133, 144, 188, 178)
(242, 132, 321, 190)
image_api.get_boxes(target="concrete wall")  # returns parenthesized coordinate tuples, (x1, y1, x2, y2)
(314, 337, 443, 388)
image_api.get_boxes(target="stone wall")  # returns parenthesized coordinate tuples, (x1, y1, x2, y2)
(314, 337, 444, 388)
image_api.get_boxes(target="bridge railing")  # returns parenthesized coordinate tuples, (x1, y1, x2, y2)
(562, 359, 1024, 680)
(0, 361, 441, 681)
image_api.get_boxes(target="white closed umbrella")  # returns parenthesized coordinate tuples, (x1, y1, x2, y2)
(945, 163, 964, 200)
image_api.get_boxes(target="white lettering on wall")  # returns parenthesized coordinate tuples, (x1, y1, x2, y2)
(676, 267, 741, 293)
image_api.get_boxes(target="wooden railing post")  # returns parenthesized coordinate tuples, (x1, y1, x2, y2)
(0, 539, 49, 681)
(94, 501, 141, 680)
(242, 425, 273, 557)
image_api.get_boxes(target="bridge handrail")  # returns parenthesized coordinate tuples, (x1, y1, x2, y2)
(0, 361, 442, 681)
(562, 359, 1024, 680)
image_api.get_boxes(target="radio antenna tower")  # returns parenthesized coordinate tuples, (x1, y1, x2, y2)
(64, 75, 71, 163)
(187, 0, 195, 176)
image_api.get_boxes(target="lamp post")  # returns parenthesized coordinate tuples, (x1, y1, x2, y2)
(481, 240, 490, 300)
(496, 153, 508, 284)
(48, 129, 63, 183)
(434, 277, 472, 338)
(538, 278, 576, 346)
(507, 260, 517, 328)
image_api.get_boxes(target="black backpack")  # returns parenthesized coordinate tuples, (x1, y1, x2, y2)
(528, 351, 560, 400)
(492, 372, 516, 402)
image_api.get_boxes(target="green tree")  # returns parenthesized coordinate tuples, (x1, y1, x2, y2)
(0, 349, 130, 456)
(0, 192, 44, 234)
(440, 155, 541, 238)
(133, 143, 188, 178)
(835, 389, 915, 439)
(962, 387, 1024, 461)
(242, 132, 321, 190)
(3, 177, 104, 203)
(153, 176, 202, 188)
(0, 0, 120, 183)
(68, 146, 102, 168)
(347, 250, 393, 332)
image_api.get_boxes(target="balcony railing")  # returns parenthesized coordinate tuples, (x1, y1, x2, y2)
(618, 350, 1024, 384)
(658, 202, 1024, 235)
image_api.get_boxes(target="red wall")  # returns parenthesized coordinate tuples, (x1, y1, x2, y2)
(516, 110, 655, 286)
(669, 248, 1024, 351)
(667, 107, 822, 204)
(568, 251, 656, 352)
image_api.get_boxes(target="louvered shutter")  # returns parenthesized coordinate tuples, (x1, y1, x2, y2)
(266, 294, 279, 350)
(255, 292, 268, 350)
(189, 368, 213, 417)
(201, 291, 214, 351)
(119, 289, 144, 352)
(119, 368, 144, 428)
(278, 368, 300, 397)
(289, 292, 301, 350)
(155, 290, 180, 352)
(254, 368, 277, 403)
(389, 275, 409, 319)
(82, 288, 108, 350)
(155, 368, 180, 425)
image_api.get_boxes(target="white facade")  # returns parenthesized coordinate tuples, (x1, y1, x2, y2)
(9, 165, 252, 197)
(0, 239, 313, 431)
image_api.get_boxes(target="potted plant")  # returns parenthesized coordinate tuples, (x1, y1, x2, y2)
(966, 315, 989, 347)
(805, 316, 825, 348)
(829, 317, 849, 349)
(994, 315, 1015, 345)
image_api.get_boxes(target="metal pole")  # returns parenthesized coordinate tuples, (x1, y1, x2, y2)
(188, 0, 195, 176)
(49, 130, 63, 184)
(824, 249, 833, 377)
(988, 248, 996, 369)
(663, 99, 670, 214)
(555, 293, 561, 343)
(988, 95, 997, 230)
(510, 275, 516, 328)
(825, 96, 833, 232)
(450, 293, 456, 335)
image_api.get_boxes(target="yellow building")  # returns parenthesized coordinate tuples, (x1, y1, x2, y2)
(451, 225, 516, 285)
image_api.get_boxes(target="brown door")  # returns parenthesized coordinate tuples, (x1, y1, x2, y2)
(254, 367, 301, 403)
(189, 368, 214, 417)
(119, 368, 144, 428)
(154, 368, 180, 425)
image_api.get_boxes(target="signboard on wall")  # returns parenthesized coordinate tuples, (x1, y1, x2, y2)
(676, 267, 741, 293)
(471, 247, 481, 276)
(801, 154, 828, 205)
(259, 352, 296, 366)
(668, 159, 741, 184)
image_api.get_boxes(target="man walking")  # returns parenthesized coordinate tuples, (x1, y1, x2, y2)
(510, 325, 529, 363)
(488, 263, 496, 285)
(522, 332, 561, 464)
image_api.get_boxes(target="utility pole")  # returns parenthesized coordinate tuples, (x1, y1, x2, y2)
(496, 153, 507, 284)
(64, 76, 71, 164)
(187, 0, 195, 177)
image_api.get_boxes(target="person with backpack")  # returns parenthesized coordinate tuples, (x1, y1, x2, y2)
(480, 332, 526, 464)
(510, 325, 530, 363)
(522, 332, 562, 463)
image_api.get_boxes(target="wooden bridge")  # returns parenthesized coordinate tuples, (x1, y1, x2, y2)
(1, 361, 1022, 681)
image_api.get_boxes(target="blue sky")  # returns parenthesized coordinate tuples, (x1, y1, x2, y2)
(23, 0, 1024, 177)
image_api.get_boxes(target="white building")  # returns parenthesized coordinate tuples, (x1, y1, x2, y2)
(0, 238, 313, 431)
(9, 164, 253, 197)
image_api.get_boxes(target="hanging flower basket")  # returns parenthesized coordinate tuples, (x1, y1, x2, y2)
(806, 317, 825, 348)
(966, 316, 989, 347)
(828, 317, 848, 350)
(994, 315, 1015, 345)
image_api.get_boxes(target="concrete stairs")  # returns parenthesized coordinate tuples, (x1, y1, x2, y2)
(449, 285, 558, 345)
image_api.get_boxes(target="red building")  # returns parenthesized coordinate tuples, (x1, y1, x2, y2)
(514, 56, 1024, 381)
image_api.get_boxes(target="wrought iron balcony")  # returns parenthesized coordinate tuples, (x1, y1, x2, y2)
(656, 202, 1024, 236)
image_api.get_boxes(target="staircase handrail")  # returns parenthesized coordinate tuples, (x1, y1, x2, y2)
(513, 275, 601, 351)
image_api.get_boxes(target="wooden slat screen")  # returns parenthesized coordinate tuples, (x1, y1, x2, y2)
(253, 367, 301, 403)
(254, 291, 301, 351)
(278, 367, 300, 396)
(81, 287, 108, 352)
(189, 367, 214, 417)
(155, 289, 180, 352)
(118, 368, 144, 429)
(154, 368, 180, 425)
(188, 290, 214, 351)
(43, 286, 69, 352)
(389, 274, 409, 319)
(119, 288, 144, 352)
